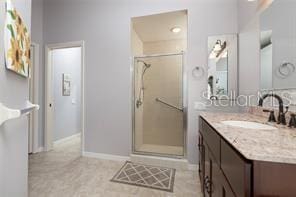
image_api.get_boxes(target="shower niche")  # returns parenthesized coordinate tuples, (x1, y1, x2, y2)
(131, 10, 187, 158)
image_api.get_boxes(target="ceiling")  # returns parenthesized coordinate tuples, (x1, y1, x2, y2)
(132, 10, 187, 43)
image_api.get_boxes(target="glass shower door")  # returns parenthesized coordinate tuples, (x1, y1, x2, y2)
(133, 53, 184, 157)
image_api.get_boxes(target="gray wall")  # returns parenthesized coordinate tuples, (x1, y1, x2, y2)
(30, 0, 239, 164)
(237, 0, 260, 103)
(31, 0, 44, 148)
(0, 1, 32, 196)
(53, 47, 82, 141)
(261, 1, 296, 89)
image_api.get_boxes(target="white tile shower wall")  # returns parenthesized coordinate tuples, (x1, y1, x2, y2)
(141, 39, 185, 147)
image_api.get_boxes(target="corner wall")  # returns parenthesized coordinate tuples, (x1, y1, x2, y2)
(0, 1, 32, 196)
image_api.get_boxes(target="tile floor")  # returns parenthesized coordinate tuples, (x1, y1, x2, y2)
(29, 136, 202, 197)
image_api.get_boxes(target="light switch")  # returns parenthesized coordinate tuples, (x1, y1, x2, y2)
(72, 98, 76, 104)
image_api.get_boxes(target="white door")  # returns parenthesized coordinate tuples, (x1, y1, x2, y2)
(28, 44, 39, 154)
(28, 45, 34, 154)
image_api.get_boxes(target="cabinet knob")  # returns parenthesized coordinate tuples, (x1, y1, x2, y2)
(204, 176, 211, 194)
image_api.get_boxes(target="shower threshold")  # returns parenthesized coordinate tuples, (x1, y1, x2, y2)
(137, 144, 183, 156)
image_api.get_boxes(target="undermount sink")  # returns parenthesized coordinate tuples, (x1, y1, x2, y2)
(221, 121, 277, 130)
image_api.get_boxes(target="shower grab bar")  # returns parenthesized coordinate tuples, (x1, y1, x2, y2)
(155, 98, 183, 112)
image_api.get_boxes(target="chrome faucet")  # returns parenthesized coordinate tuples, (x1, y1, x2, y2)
(258, 94, 288, 125)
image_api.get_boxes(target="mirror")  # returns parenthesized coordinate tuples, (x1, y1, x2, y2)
(260, 1, 296, 90)
(207, 34, 238, 100)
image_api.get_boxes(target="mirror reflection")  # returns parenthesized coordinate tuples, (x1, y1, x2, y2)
(207, 34, 237, 100)
(260, 0, 296, 90)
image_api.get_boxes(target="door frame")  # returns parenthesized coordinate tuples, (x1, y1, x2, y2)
(131, 52, 188, 159)
(45, 41, 85, 153)
(29, 42, 40, 154)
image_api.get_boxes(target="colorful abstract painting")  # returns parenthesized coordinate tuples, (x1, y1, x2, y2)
(4, 0, 31, 77)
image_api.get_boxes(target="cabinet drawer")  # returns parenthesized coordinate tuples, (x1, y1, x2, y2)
(200, 118, 220, 164)
(221, 140, 251, 197)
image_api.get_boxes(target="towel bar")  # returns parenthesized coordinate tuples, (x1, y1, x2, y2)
(0, 101, 39, 126)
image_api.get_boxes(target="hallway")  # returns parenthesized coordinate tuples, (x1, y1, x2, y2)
(28, 136, 201, 197)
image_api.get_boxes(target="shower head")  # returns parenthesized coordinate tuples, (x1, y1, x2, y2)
(137, 60, 151, 68)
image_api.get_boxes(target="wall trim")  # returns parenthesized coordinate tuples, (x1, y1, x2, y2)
(53, 133, 81, 146)
(36, 146, 44, 153)
(188, 164, 198, 171)
(83, 151, 130, 161)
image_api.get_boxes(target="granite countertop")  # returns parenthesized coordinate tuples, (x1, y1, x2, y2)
(200, 112, 296, 164)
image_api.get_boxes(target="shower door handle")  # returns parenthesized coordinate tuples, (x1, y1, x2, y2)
(155, 98, 183, 112)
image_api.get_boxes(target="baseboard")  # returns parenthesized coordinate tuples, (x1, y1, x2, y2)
(83, 151, 130, 162)
(130, 154, 199, 171)
(54, 133, 81, 146)
(130, 154, 189, 170)
(35, 146, 44, 153)
(188, 164, 198, 171)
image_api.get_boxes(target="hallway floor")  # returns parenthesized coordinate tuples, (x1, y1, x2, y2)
(29, 136, 201, 197)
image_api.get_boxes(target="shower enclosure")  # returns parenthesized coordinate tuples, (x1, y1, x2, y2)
(132, 53, 186, 158)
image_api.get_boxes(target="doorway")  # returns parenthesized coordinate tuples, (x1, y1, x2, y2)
(133, 53, 186, 157)
(131, 10, 188, 158)
(45, 41, 85, 153)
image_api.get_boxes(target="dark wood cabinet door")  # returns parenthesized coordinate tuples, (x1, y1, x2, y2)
(204, 145, 211, 197)
(220, 172, 236, 197)
(253, 161, 296, 197)
(221, 140, 251, 197)
(210, 151, 223, 197)
(200, 118, 221, 164)
(199, 134, 205, 194)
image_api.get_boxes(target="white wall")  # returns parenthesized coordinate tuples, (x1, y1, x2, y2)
(0, 1, 32, 196)
(261, 1, 296, 89)
(52, 47, 82, 141)
(238, 0, 260, 104)
(260, 44, 272, 89)
(37, 0, 238, 164)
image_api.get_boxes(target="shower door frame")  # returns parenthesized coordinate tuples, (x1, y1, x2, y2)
(131, 52, 187, 159)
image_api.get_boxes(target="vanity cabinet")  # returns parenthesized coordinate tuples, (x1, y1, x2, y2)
(199, 133, 236, 197)
(199, 118, 238, 197)
(199, 116, 296, 197)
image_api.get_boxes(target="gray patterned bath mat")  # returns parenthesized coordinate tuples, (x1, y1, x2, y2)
(111, 161, 176, 192)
